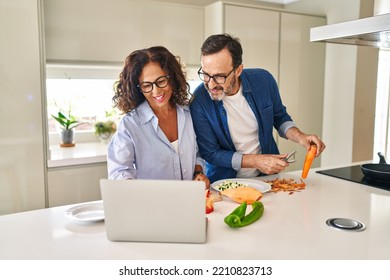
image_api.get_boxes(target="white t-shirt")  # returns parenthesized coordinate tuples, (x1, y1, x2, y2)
(170, 139, 183, 179)
(171, 139, 179, 154)
(223, 87, 261, 178)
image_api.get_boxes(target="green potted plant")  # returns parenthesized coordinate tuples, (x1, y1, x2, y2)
(95, 120, 117, 143)
(51, 109, 83, 147)
(94, 110, 117, 143)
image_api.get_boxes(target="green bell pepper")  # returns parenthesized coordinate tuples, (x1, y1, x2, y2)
(224, 201, 264, 228)
(223, 201, 247, 228)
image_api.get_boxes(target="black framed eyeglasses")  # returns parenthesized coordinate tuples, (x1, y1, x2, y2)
(137, 75, 170, 93)
(197, 67, 235, 84)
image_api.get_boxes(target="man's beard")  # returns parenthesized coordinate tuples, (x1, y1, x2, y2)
(206, 85, 225, 101)
(205, 76, 236, 101)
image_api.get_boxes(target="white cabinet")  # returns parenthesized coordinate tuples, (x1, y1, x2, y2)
(0, 0, 46, 215)
(205, 2, 325, 171)
(224, 5, 280, 78)
(47, 164, 107, 207)
(43, 0, 204, 65)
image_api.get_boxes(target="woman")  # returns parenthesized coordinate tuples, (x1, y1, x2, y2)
(107, 46, 210, 188)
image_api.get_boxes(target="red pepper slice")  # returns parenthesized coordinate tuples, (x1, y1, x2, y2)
(205, 190, 214, 214)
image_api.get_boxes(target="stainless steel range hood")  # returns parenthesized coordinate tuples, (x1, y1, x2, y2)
(310, 13, 390, 48)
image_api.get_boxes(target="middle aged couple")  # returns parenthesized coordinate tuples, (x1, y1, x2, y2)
(107, 33, 326, 189)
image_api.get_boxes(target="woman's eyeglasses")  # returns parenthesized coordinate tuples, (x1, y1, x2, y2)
(137, 75, 170, 93)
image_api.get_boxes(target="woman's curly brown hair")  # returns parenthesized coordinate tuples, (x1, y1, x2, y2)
(113, 46, 193, 113)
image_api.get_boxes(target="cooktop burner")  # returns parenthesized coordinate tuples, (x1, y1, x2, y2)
(316, 165, 390, 191)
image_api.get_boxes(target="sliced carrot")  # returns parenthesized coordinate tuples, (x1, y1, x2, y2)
(301, 144, 317, 179)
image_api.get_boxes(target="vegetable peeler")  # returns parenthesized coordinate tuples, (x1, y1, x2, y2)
(284, 150, 297, 163)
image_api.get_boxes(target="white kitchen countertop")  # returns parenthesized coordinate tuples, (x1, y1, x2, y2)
(1, 168, 390, 260)
(48, 142, 108, 168)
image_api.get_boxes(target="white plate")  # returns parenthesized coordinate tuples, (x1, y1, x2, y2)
(65, 202, 104, 223)
(211, 178, 272, 193)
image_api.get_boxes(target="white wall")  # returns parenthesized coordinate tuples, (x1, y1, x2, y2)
(286, 0, 378, 167)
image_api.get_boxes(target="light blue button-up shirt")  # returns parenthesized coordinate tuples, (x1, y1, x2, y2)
(107, 101, 205, 180)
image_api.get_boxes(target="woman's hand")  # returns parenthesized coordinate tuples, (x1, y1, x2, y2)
(193, 172, 210, 189)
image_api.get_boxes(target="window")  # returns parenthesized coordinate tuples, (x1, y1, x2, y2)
(373, 49, 390, 158)
(46, 63, 122, 145)
(46, 78, 117, 133)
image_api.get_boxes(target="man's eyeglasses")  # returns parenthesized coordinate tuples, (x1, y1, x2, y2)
(197, 67, 235, 84)
(137, 75, 170, 93)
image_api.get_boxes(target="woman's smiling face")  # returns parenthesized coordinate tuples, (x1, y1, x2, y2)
(138, 62, 172, 110)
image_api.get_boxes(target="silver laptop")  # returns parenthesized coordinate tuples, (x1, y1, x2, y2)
(100, 179, 207, 243)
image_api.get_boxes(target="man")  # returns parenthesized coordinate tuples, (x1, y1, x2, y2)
(190, 33, 325, 183)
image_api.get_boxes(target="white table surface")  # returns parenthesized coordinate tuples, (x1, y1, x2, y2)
(1, 168, 390, 260)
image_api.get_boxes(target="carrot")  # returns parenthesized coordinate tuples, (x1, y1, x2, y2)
(301, 144, 317, 179)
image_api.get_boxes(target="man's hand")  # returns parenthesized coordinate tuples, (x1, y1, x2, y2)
(286, 127, 326, 157)
(242, 154, 290, 174)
